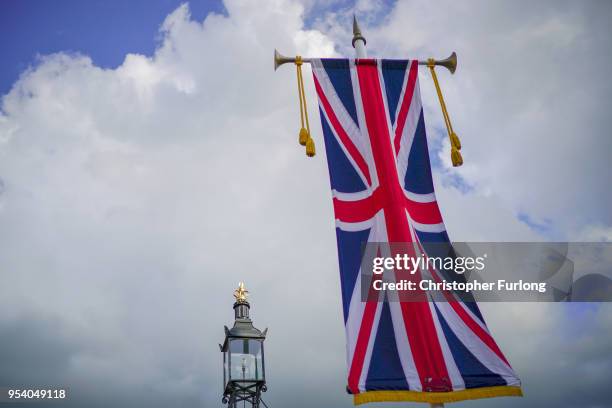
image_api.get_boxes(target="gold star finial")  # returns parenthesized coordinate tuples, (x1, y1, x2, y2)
(233, 282, 249, 303)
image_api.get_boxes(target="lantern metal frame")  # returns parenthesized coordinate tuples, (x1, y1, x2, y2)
(220, 300, 268, 408)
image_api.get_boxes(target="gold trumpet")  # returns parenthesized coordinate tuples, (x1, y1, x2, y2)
(274, 49, 457, 74)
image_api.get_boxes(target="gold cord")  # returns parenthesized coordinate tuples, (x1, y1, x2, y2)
(295, 56, 315, 157)
(428, 59, 462, 167)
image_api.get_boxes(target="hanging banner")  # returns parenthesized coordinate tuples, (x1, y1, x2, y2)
(311, 58, 522, 405)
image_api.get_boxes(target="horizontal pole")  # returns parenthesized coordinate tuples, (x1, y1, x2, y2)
(277, 57, 441, 65)
(274, 49, 457, 74)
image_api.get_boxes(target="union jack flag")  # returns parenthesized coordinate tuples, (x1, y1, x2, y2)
(311, 58, 522, 404)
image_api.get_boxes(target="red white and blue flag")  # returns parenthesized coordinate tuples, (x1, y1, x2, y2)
(311, 58, 522, 404)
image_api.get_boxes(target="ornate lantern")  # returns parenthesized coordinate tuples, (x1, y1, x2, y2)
(220, 283, 267, 407)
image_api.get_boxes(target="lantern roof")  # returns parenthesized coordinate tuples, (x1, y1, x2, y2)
(220, 283, 267, 351)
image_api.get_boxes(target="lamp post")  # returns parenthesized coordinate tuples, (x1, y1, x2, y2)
(220, 282, 268, 408)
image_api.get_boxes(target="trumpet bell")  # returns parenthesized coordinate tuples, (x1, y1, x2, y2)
(437, 52, 457, 74)
(274, 49, 281, 71)
(274, 49, 294, 71)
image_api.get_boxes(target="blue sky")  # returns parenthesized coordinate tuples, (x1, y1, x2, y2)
(0, 0, 226, 95)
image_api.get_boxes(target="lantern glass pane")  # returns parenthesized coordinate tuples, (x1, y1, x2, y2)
(223, 350, 229, 388)
(229, 339, 264, 381)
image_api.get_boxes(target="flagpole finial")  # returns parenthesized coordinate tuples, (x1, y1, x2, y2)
(352, 14, 367, 48)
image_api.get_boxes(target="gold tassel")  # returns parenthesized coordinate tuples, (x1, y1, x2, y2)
(306, 137, 316, 157)
(427, 59, 462, 167)
(299, 127, 309, 146)
(295, 55, 315, 157)
(451, 148, 463, 167)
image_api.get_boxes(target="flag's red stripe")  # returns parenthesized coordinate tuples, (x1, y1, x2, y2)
(355, 60, 450, 390)
(348, 246, 389, 394)
(405, 198, 443, 225)
(312, 74, 372, 186)
(417, 239, 511, 367)
(347, 300, 379, 394)
(398, 301, 451, 387)
(332, 191, 442, 225)
(393, 60, 419, 155)
(447, 298, 510, 366)
(332, 189, 383, 223)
